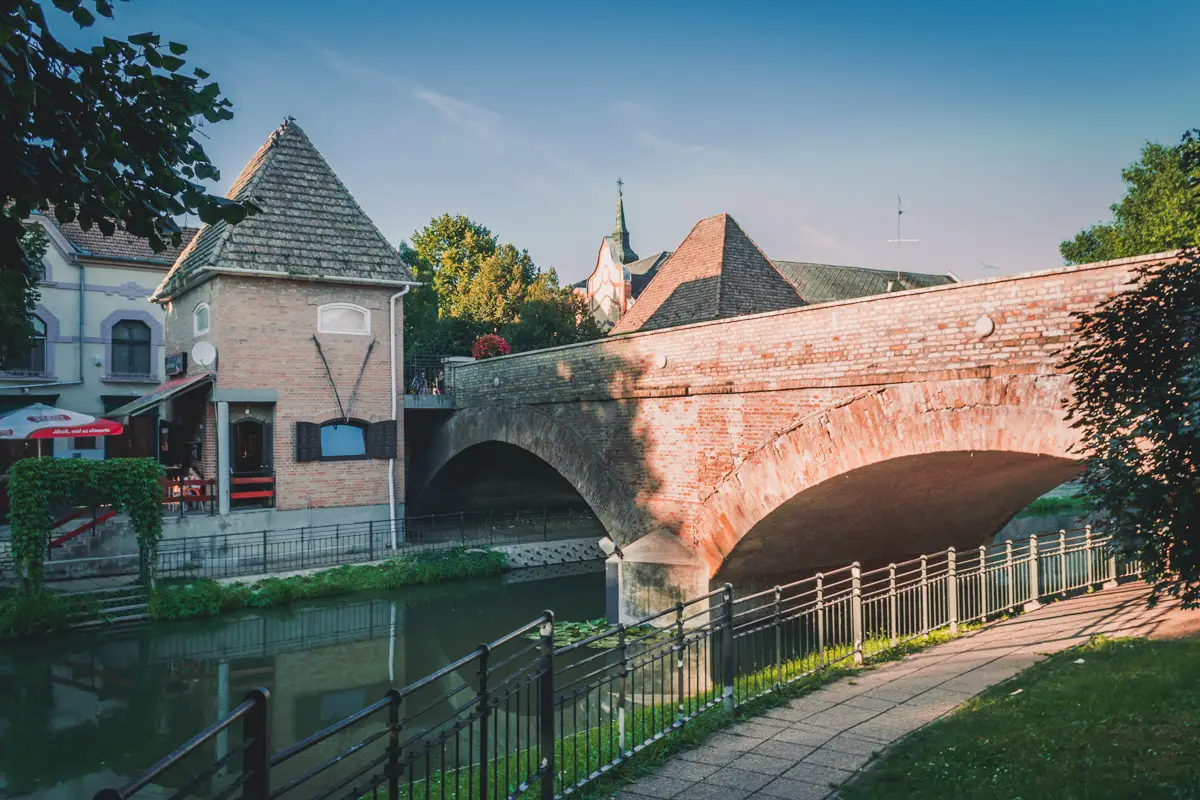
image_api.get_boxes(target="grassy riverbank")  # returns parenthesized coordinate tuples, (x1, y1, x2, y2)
(841, 635, 1200, 799)
(149, 548, 509, 621)
(0, 587, 95, 638)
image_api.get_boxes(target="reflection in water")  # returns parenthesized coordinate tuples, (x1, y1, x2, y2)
(0, 563, 605, 800)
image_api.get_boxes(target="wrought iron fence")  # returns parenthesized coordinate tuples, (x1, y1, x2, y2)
(95, 526, 1140, 800)
(154, 507, 602, 581)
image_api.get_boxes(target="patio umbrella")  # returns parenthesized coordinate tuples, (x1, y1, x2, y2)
(0, 402, 123, 456)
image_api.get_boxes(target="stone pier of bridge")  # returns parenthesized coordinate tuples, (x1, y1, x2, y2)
(408, 252, 1165, 622)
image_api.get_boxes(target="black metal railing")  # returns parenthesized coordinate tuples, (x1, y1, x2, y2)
(96, 526, 1140, 800)
(406, 354, 456, 396)
(154, 507, 603, 581)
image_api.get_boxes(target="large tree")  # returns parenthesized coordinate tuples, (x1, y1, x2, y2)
(405, 213, 599, 355)
(1064, 131, 1200, 607)
(2, 0, 254, 353)
(1061, 131, 1200, 264)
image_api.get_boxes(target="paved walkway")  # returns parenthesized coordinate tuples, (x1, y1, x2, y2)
(609, 583, 1196, 800)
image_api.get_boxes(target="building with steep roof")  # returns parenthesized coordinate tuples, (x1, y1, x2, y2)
(576, 201, 958, 334)
(574, 182, 673, 331)
(106, 119, 417, 544)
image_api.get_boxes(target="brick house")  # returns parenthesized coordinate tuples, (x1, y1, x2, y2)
(110, 119, 416, 539)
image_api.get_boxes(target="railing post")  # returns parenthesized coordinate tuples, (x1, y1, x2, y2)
(616, 623, 629, 752)
(1085, 525, 1095, 586)
(674, 602, 685, 722)
(1059, 530, 1068, 595)
(262, 530, 268, 573)
(386, 688, 401, 800)
(300, 527, 306, 570)
(539, 613, 555, 800)
(721, 584, 735, 713)
(477, 643, 491, 800)
(460, 511, 466, 546)
(947, 548, 958, 635)
(978, 545, 987, 616)
(1104, 532, 1119, 589)
(773, 585, 783, 688)
(369, 520, 375, 562)
(1025, 534, 1041, 611)
(543, 507, 549, 541)
(887, 564, 898, 646)
(241, 688, 270, 800)
(816, 574, 826, 666)
(919, 555, 929, 635)
(851, 563, 863, 665)
(1005, 540, 1014, 612)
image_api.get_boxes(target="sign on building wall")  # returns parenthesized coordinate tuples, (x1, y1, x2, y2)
(166, 352, 188, 378)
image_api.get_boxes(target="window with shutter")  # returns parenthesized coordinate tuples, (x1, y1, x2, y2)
(367, 420, 397, 460)
(295, 421, 321, 462)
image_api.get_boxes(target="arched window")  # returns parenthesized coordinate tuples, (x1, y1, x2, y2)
(319, 420, 368, 460)
(194, 302, 210, 335)
(2, 316, 46, 374)
(111, 319, 151, 376)
(318, 303, 370, 335)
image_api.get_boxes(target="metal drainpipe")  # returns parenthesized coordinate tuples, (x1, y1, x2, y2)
(388, 283, 413, 551)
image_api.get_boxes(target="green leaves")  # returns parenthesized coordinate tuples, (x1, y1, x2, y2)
(6, 457, 165, 590)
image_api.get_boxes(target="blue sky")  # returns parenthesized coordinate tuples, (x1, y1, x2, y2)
(61, 1, 1200, 283)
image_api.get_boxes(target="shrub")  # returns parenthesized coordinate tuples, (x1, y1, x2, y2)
(472, 333, 511, 360)
(0, 589, 89, 637)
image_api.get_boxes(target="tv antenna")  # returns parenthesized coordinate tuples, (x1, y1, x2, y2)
(886, 195, 919, 282)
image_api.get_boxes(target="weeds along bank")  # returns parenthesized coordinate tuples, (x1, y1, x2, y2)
(147, 548, 509, 621)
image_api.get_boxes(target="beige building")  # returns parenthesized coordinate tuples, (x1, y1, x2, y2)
(0, 216, 198, 467)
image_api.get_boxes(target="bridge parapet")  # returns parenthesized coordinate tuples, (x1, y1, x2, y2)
(446, 253, 1164, 408)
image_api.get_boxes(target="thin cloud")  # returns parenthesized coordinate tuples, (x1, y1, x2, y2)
(414, 88, 504, 147)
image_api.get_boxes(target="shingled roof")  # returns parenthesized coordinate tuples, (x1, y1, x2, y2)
(610, 214, 802, 334)
(153, 119, 413, 301)
(55, 220, 200, 265)
(772, 261, 957, 304)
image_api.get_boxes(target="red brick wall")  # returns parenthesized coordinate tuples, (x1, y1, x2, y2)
(164, 274, 404, 511)
(431, 254, 1164, 567)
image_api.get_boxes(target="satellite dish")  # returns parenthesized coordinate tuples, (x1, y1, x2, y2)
(192, 341, 217, 368)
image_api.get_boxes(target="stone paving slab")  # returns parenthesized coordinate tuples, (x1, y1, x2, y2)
(605, 583, 1194, 799)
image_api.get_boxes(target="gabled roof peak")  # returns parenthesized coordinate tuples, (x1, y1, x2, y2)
(153, 118, 413, 301)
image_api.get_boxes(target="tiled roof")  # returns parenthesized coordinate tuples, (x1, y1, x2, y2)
(610, 214, 802, 334)
(154, 119, 413, 300)
(55, 219, 199, 265)
(628, 251, 672, 298)
(772, 261, 957, 304)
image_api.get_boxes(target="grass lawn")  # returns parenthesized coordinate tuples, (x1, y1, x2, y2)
(841, 636, 1200, 800)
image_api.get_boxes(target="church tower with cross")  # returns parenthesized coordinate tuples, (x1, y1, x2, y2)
(572, 180, 674, 331)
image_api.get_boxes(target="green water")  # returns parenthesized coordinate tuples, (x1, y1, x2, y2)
(0, 564, 606, 800)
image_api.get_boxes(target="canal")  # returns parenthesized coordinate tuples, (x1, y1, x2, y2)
(0, 563, 606, 800)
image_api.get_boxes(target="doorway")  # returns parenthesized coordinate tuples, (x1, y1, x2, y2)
(231, 418, 273, 509)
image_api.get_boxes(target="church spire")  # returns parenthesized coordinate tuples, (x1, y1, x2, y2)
(611, 178, 639, 264)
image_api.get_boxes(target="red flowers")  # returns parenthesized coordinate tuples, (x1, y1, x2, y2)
(472, 334, 512, 360)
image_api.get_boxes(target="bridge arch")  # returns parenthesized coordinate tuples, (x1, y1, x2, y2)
(414, 405, 650, 544)
(688, 375, 1082, 583)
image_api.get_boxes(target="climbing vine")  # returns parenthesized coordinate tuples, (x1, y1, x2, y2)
(7, 457, 165, 588)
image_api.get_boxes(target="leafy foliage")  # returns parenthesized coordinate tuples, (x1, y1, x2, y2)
(404, 213, 600, 356)
(1061, 131, 1200, 264)
(0, 225, 47, 370)
(1063, 245, 1200, 606)
(7, 457, 165, 586)
(0, 587, 90, 637)
(472, 333, 511, 360)
(149, 548, 508, 620)
(1, 0, 255, 353)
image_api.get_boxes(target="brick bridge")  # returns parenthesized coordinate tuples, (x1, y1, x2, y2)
(410, 253, 1160, 620)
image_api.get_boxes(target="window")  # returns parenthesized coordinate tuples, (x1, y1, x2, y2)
(319, 421, 368, 460)
(72, 436, 97, 449)
(193, 303, 210, 335)
(1, 316, 46, 373)
(111, 319, 152, 376)
(317, 303, 370, 335)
